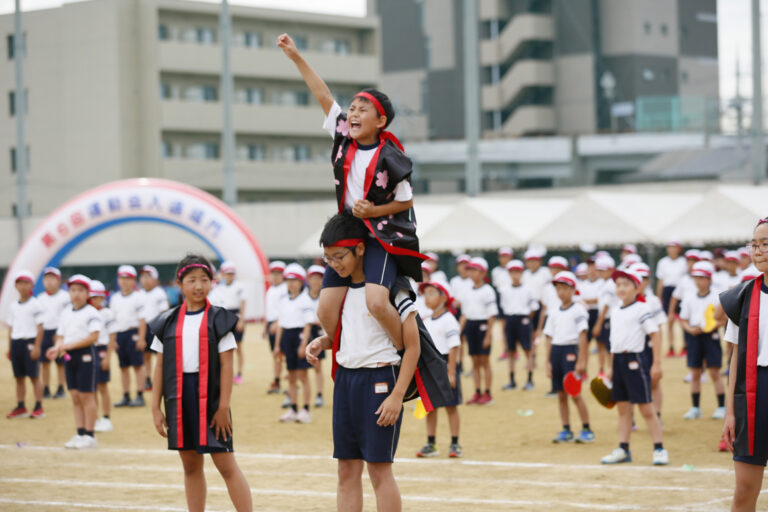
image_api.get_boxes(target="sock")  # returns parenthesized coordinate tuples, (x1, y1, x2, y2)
(17, 401, 24, 409)
(582, 423, 590, 432)
(85, 430, 94, 438)
(137, 391, 143, 398)
(428, 435, 436, 445)
(237, 372, 242, 377)
(317, 392, 322, 398)
(123, 392, 130, 400)
(33, 401, 42, 410)
(77, 427, 86, 436)
(563, 424, 571, 432)
(43, 386, 50, 394)
(451, 436, 459, 445)
(104, 415, 110, 420)
(291, 404, 297, 413)
(620, 442, 630, 453)
(275, 377, 280, 386)
(303, 404, 309, 411)
(656, 411, 661, 419)
(527, 371, 533, 383)
(654, 442, 663, 451)
(509, 371, 515, 384)
(484, 389, 490, 395)
(57, 385, 64, 392)
(476, 388, 481, 395)
(717, 393, 725, 408)
(692, 392, 701, 408)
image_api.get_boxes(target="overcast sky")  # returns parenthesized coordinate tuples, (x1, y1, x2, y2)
(0, 0, 761, 132)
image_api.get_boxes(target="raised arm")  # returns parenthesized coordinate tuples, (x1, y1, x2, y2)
(277, 33, 334, 116)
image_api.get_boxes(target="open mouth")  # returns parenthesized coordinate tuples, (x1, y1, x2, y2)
(349, 121, 361, 130)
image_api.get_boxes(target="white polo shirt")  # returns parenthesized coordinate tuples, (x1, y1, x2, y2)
(211, 280, 245, 311)
(540, 283, 562, 313)
(578, 278, 604, 311)
(57, 304, 102, 344)
(598, 279, 619, 319)
(139, 286, 170, 323)
(109, 291, 143, 332)
(278, 289, 314, 330)
(265, 282, 288, 323)
(522, 266, 551, 301)
(461, 283, 499, 321)
(656, 256, 688, 288)
(672, 274, 696, 302)
(424, 311, 461, 356)
(609, 301, 659, 353)
(9, 297, 44, 339)
(499, 284, 539, 316)
(543, 302, 589, 346)
(36, 289, 70, 330)
(449, 275, 472, 306)
(714, 271, 741, 294)
(645, 292, 668, 327)
(491, 266, 512, 290)
(96, 307, 118, 347)
(679, 290, 720, 329)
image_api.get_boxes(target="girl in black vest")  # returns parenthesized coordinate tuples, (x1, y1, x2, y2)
(150, 254, 252, 512)
(278, 32, 426, 355)
(722, 218, 768, 511)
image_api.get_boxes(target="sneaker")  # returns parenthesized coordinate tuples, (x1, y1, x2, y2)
(267, 382, 280, 394)
(281, 395, 292, 409)
(30, 407, 45, 419)
(53, 387, 66, 399)
(145, 377, 152, 391)
(601, 447, 632, 464)
(522, 381, 534, 391)
(575, 430, 595, 443)
(545, 391, 558, 398)
(465, 392, 482, 405)
(233, 374, 243, 385)
(666, 349, 676, 358)
(448, 443, 463, 458)
(680, 349, 687, 358)
(6, 407, 29, 419)
(314, 395, 324, 408)
(416, 443, 440, 457)
(712, 407, 726, 420)
(296, 409, 312, 424)
(65, 434, 83, 449)
(114, 396, 131, 408)
(42, 387, 52, 399)
(552, 430, 574, 443)
(74, 435, 97, 450)
(652, 448, 669, 466)
(722, 368, 730, 377)
(279, 409, 298, 422)
(632, 421, 638, 432)
(683, 372, 692, 383)
(463, 370, 473, 378)
(683, 406, 702, 420)
(718, 438, 729, 452)
(477, 392, 494, 405)
(129, 395, 146, 407)
(498, 352, 508, 361)
(598, 371, 606, 380)
(502, 382, 516, 391)
(94, 417, 114, 432)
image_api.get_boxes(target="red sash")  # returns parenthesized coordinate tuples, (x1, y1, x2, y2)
(746, 279, 761, 455)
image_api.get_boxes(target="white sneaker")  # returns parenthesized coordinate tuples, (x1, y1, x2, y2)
(279, 409, 298, 422)
(94, 417, 114, 432)
(653, 448, 669, 465)
(281, 395, 291, 409)
(601, 447, 632, 464)
(296, 409, 312, 424)
(683, 372, 692, 383)
(712, 407, 726, 420)
(74, 435, 97, 450)
(64, 434, 82, 449)
(314, 395, 324, 408)
(683, 406, 702, 420)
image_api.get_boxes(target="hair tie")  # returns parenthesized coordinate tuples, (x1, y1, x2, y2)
(177, 263, 212, 280)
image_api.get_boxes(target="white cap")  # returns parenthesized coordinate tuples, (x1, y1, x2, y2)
(425, 252, 439, 263)
(548, 256, 569, 270)
(283, 263, 306, 281)
(506, 259, 525, 272)
(141, 265, 159, 279)
(419, 276, 453, 303)
(685, 249, 701, 261)
(667, 238, 683, 247)
(14, 270, 35, 283)
(68, 274, 92, 290)
(698, 250, 714, 262)
(269, 260, 286, 273)
(43, 267, 61, 279)
(89, 280, 108, 297)
(117, 265, 137, 278)
(739, 247, 752, 258)
(621, 243, 638, 254)
(553, 271, 578, 288)
(575, 263, 588, 276)
(524, 248, 544, 260)
(612, 267, 643, 288)
(220, 260, 237, 274)
(498, 247, 514, 257)
(691, 261, 715, 278)
(595, 256, 615, 271)
(467, 257, 488, 272)
(622, 253, 642, 266)
(307, 265, 325, 276)
(421, 261, 433, 273)
(595, 250, 611, 259)
(456, 254, 471, 264)
(724, 250, 740, 262)
(629, 262, 651, 278)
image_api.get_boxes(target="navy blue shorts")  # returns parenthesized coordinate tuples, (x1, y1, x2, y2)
(96, 346, 110, 384)
(686, 332, 722, 369)
(322, 237, 397, 291)
(266, 321, 277, 351)
(504, 315, 532, 352)
(228, 309, 244, 343)
(734, 367, 768, 466)
(333, 366, 402, 463)
(442, 362, 462, 407)
(171, 373, 233, 454)
(281, 327, 311, 371)
(10, 338, 40, 378)
(116, 329, 143, 368)
(597, 318, 611, 350)
(310, 324, 326, 360)
(661, 286, 679, 316)
(144, 328, 154, 353)
(587, 309, 599, 339)
(41, 329, 65, 364)
(640, 335, 654, 372)
(65, 346, 97, 393)
(464, 320, 490, 356)
(531, 308, 541, 332)
(550, 345, 578, 393)
(611, 353, 652, 404)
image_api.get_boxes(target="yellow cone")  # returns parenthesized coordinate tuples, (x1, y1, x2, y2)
(413, 398, 428, 420)
(703, 304, 717, 333)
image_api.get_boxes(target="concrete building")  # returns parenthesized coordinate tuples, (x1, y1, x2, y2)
(0, 0, 379, 218)
(374, 0, 719, 140)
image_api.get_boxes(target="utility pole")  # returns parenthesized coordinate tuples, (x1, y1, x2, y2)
(732, 54, 745, 149)
(220, 0, 236, 204)
(463, 0, 481, 196)
(14, 0, 28, 248)
(751, 0, 765, 184)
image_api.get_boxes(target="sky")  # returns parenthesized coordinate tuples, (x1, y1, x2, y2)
(0, 0, 760, 133)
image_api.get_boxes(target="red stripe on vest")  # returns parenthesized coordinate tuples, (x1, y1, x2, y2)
(747, 278, 761, 455)
(414, 368, 434, 413)
(174, 303, 186, 448)
(198, 301, 210, 446)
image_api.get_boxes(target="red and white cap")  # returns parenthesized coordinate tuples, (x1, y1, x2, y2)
(690, 261, 715, 278)
(575, 262, 588, 277)
(141, 265, 159, 279)
(741, 265, 762, 282)
(698, 250, 714, 262)
(283, 263, 306, 282)
(553, 271, 578, 288)
(621, 243, 638, 254)
(14, 270, 35, 283)
(307, 264, 325, 277)
(220, 260, 237, 274)
(629, 262, 651, 278)
(425, 252, 439, 263)
(269, 260, 286, 273)
(43, 267, 61, 279)
(524, 247, 544, 260)
(622, 253, 642, 266)
(595, 255, 615, 271)
(724, 250, 740, 262)
(548, 256, 569, 270)
(739, 247, 752, 258)
(89, 280, 108, 297)
(684, 249, 701, 261)
(68, 274, 92, 290)
(467, 257, 488, 272)
(421, 261, 433, 273)
(595, 250, 611, 259)
(117, 265, 137, 278)
(667, 238, 683, 248)
(506, 259, 525, 272)
(419, 276, 453, 303)
(612, 267, 643, 288)
(456, 254, 471, 264)
(498, 246, 514, 257)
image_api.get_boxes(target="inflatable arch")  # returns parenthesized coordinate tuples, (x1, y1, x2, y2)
(0, 178, 268, 323)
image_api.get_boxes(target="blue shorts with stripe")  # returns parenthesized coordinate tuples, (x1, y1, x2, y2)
(281, 327, 312, 371)
(116, 329, 143, 368)
(504, 315, 532, 352)
(464, 320, 490, 356)
(65, 346, 97, 393)
(686, 331, 722, 369)
(10, 338, 40, 378)
(321, 237, 397, 291)
(41, 329, 65, 364)
(611, 352, 652, 404)
(96, 346, 110, 384)
(550, 345, 578, 392)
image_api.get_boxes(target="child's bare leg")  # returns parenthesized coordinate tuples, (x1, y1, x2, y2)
(557, 391, 569, 426)
(446, 406, 460, 438)
(572, 394, 590, 426)
(617, 402, 632, 443)
(41, 361, 50, 389)
(638, 403, 663, 443)
(81, 392, 97, 431)
(273, 354, 283, 387)
(598, 344, 607, 373)
(98, 383, 110, 417)
(120, 368, 130, 395)
(56, 362, 66, 389)
(237, 344, 244, 376)
(690, 368, 702, 394)
(179, 451, 206, 512)
(482, 356, 492, 390)
(318, 287, 347, 338)
(70, 390, 84, 428)
(337, 459, 364, 512)
(133, 365, 145, 395)
(315, 361, 324, 397)
(31, 376, 42, 402)
(288, 371, 297, 405)
(471, 356, 481, 391)
(211, 452, 253, 512)
(299, 370, 310, 407)
(15, 377, 25, 403)
(708, 367, 725, 395)
(367, 462, 401, 512)
(652, 380, 662, 416)
(144, 352, 153, 386)
(426, 410, 438, 437)
(733, 461, 765, 512)
(365, 284, 403, 350)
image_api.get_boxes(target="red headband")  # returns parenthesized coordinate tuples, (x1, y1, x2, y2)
(355, 92, 385, 117)
(177, 263, 212, 281)
(329, 238, 364, 248)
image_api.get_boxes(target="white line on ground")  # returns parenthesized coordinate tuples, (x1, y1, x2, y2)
(0, 497, 224, 512)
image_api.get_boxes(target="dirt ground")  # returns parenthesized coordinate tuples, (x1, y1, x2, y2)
(0, 323, 764, 511)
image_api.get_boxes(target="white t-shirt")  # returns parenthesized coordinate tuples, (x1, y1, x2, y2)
(278, 289, 314, 330)
(491, 266, 512, 291)
(724, 286, 768, 366)
(672, 274, 696, 302)
(323, 102, 413, 212)
(522, 267, 551, 301)
(96, 307, 118, 347)
(543, 302, 589, 346)
(540, 283, 562, 313)
(424, 311, 461, 356)
(609, 301, 659, 353)
(578, 278, 604, 311)
(210, 280, 245, 311)
(714, 271, 741, 294)
(598, 280, 619, 319)
(645, 292, 668, 327)
(139, 286, 170, 323)
(431, 270, 448, 283)
(56, 304, 102, 344)
(36, 289, 71, 330)
(415, 294, 433, 319)
(449, 275, 473, 306)
(461, 283, 499, 321)
(265, 282, 288, 323)
(150, 309, 236, 373)
(110, 291, 143, 332)
(336, 284, 416, 369)
(499, 284, 539, 316)
(9, 297, 44, 339)
(656, 256, 689, 288)
(679, 290, 720, 329)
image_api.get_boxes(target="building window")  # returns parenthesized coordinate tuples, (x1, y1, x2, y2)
(424, 36, 431, 68)
(336, 94, 352, 108)
(293, 145, 310, 162)
(187, 142, 219, 159)
(158, 24, 169, 40)
(660, 23, 668, 36)
(243, 31, 261, 48)
(334, 39, 351, 55)
(161, 141, 173, 158)
(248, 143, 266, 161)
(203, 142, 218, 159)
(294, 36, 308, 50)
(681, 70, 689, 83)
(159, 83, 172, 99)
(237, 87, 264, 104)
(196, 27, 215, 44)
(202, 86, 217, 101)
(643, 22, 651, 34)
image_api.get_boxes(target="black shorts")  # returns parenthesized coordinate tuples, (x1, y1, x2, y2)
(10, 338, 40, 378)
(322, 237, 397, 291)
(65, 346, 97, 393)
(442, 362, 462, 407)
(266, 321, 277, 351)
(587, 310, 599, 340)
(41, 329, 65, 364)
(228, 309, 244, 343)
(96, 346, 110, 384)
(686, 332, 722, 369)
(310, 324, 325, 360)
(281, 327, 311, 371)
(611, 353, 652, 404)
(333, 366, 402, 463)
(116, 329, 143, 368)
(504, 315, 532, 352)
(734, 368, 768, 466)
(169, 373, 233, 454)
(640, 336, 654, 372)
(531, 308, 542, 332)
(144, 328, 154, 353)
(550, 345, 578, 393)
(661, 286, 680, 316)
(597, 318, 611, 350)
(464, 320, 490, 356)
